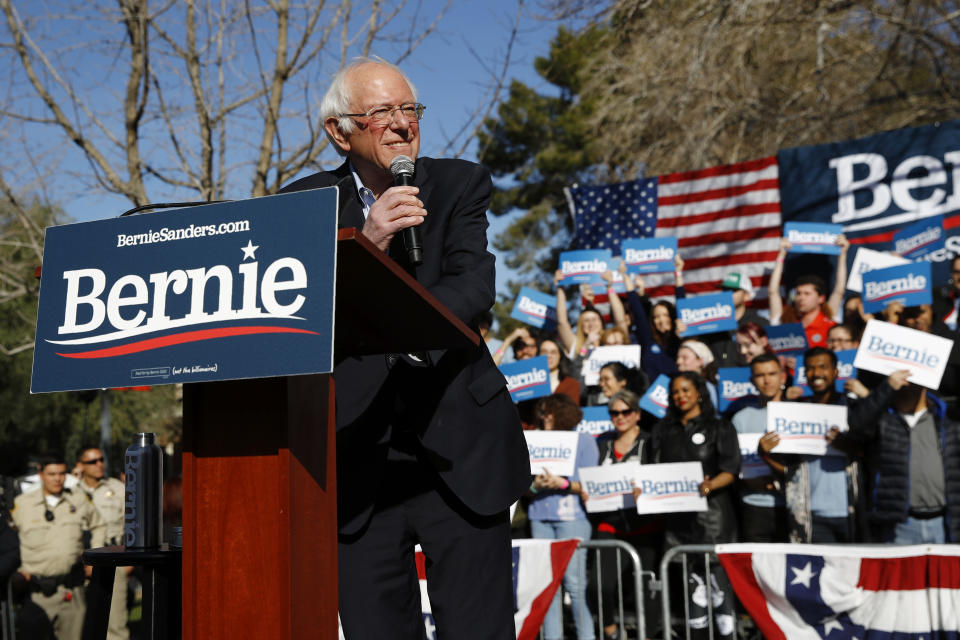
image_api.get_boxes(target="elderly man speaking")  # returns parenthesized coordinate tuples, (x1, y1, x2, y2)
(281, 59, 528, 639)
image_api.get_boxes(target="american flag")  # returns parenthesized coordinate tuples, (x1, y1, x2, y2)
(568, 157, 782, 304)
(566, 178, 659, 256)
(717, 543, 960, 640)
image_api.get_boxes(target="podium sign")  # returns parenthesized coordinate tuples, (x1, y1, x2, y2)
(32, 189, 338, 392)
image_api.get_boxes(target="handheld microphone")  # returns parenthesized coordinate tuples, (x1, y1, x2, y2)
(390, 155, 423, 266)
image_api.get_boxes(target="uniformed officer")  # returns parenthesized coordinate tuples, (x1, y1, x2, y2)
(77, 446, 129, 640)
(11, 455, 105, 640)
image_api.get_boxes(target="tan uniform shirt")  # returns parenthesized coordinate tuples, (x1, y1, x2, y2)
(11, 487, 106, 576)
(79, 477, 125, 545)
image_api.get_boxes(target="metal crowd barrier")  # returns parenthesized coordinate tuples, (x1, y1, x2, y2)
(541, 539, 654, 640)
(660, 544, 746, 640)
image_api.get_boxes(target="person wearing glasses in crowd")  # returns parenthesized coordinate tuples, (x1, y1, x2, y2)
(280, 58, 528, 639)
(589, 389, 661, 640)
(76, 447, 130, 640)
(11, 454, 105, 640)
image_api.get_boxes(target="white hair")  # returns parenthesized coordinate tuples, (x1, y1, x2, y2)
(320, 56, 418, 156)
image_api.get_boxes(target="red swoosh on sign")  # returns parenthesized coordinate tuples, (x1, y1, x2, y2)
(56, 326, 321, 359)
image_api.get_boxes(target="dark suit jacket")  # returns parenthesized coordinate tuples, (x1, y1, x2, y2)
(281, 157, 529, 534)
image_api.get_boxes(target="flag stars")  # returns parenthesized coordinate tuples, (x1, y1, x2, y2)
(823, 619, 844, 636)
(241, 239, 259, 261)
(790, 561, 817, 588)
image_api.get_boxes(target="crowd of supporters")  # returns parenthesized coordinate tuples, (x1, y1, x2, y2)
(490, 235, 960, 640)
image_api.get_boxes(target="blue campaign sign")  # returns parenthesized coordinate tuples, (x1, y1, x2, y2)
(31, 190, 338, 393)
(783, 222, 844, 255)
(778, 119, 960, 293)
(640, 374, 671, 418)
(716, 368, 758, 412)
(765, 323, 809, 358)
(793, 349, 858, 396)
(893, 215, 945, 259)
(677, 292, 737, 337)
(621, 237, 677, 274)
(861, 261, 932, 314)
(510, 287, 557, 329)
(576, 406, 615, 437)
(557, 249, 611, 286)
(500, 356, 551, 403)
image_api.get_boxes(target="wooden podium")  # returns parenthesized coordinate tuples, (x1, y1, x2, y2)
(180, 229, 479, 639)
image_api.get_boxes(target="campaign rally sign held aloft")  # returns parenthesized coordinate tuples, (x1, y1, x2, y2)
(524, 431, 580, 477)
(793, 349, 857, 396)
(765, 323, 808, 359)
(576, 406, 614, 437)
(677, 292, 737, 337)
(581, 344, 641, 386)
(779, 119, 960, 289)
(783, 222, 844, 255)
(620, 237, 677, 274)
(557, 249, 610, 286)
(717, 368, 758, 412)
(766, 402, 848, 456)
(640, 374, 671, 418)
(500, 356, 551, 403)
(894, 214, 945, 259)
(31, 190, 338, 393)
(854, 319, 954, 389)
(846, 247, 909, 292)
(861, 261, 932, 314)
(510, 287, 557, 330)
(634, 462, 707, 515)
(578, 463, 642, 513)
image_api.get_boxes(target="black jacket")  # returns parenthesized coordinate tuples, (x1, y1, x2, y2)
(846, 393, 960, 541)
(649, 413, 741, 545)
(280, 159, 529, 534)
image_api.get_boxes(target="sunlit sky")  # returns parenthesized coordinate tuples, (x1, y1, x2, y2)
(48, 1, 571, 299)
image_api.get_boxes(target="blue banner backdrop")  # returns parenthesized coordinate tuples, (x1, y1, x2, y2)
(779, 119, 960, 288)
(32, 189, 338, 392)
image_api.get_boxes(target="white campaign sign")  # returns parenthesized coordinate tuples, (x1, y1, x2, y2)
(578, 463, 642, 513)
(524, 431, 580, 477)
(766, 402, 847, 456)
(846, 247, 909, 292)
(737, 433, 770, 480)
(581, 345, 641, 386)
(854, 320, 954, 389)
(634, 462, 707, 514)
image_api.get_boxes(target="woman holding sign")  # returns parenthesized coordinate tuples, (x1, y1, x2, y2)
(590, 389, 662, 640)
(648, 372, 740, 640)
(529, 394, 599, 640)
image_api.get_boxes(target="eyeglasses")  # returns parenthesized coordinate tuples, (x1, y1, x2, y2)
(340, 103, 426, 126)
(608, 409, 635, 418)
(81, 457, 104, 465)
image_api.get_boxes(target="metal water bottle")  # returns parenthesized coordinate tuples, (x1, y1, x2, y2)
(123, 432, 163, 549)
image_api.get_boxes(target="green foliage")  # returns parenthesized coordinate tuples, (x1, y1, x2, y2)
(479, 26, 611, 331)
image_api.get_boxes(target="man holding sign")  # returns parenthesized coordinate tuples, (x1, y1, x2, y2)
(731, 354, 788, 542)
(843, 375, 960, 544)
(775, 347, 901, 543)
